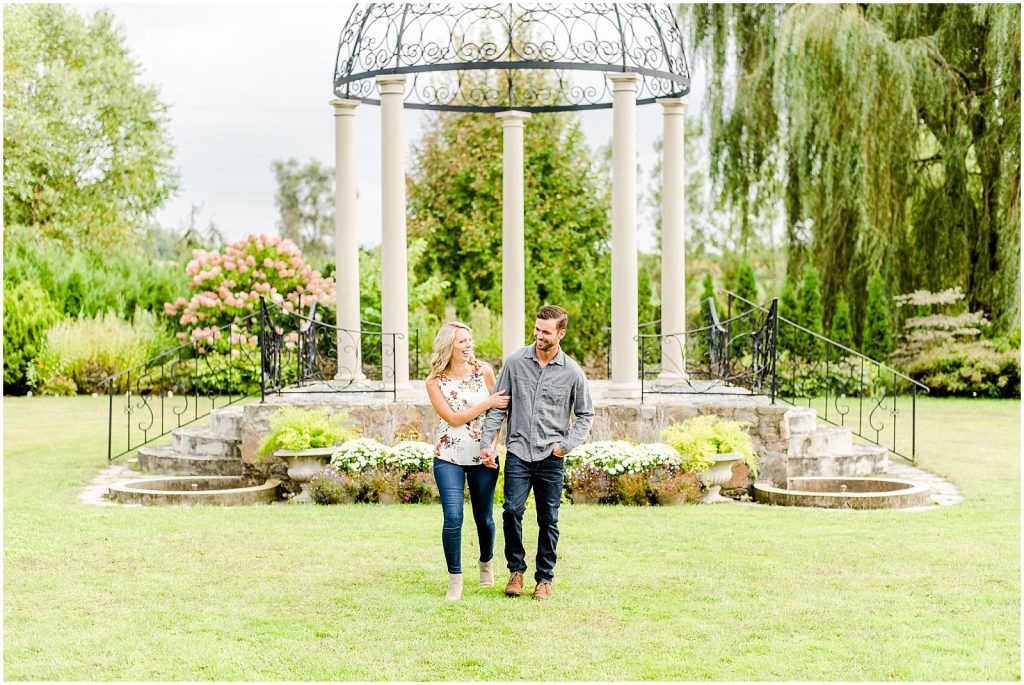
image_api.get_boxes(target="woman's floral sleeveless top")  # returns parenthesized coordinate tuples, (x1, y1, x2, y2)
(435, 365, 488, 466)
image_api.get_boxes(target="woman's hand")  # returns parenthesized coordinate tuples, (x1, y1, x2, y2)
(487, 390, 510, 410)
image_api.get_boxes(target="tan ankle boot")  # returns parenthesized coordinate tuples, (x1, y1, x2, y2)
(446, 573, 463, 601)
(479, 560, 494, 587)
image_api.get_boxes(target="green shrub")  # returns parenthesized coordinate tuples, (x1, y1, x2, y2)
(257, 407, 359, 458)
(904, 341, 1020, 398)
(35, 309, 173, 394)
(661, 415, 758, 476)
(467, 302, 503, 366)
(402, 471, 440, 504)
(190, 348, 265, 396)
(648, 464, 702, 504)
(359, 466, 406, 503)
(4, 225, 187, 320)
(564, 462, 614, 504)
(774, 352, 870, 399)
(612, 472, 652, 506)
(3, 281, 60, 393)
(308, 466, 362, 504)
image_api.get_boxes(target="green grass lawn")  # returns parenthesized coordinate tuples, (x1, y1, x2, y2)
(4, 395, 1020, 680)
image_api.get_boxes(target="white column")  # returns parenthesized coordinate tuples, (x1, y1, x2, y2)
(376, 75, 411, 389)
(331, 98, 365, 382)
(496, 110, 531, 361)
(658, 97, 687, 379)
(608, 72, 640, 391)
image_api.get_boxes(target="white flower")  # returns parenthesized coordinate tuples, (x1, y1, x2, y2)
(331, 438, 388, 471)
(566, 440, 682, 476)
(386, 441, 434, 472)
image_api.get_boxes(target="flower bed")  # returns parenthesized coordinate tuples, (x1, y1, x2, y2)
(309, 439, 439, 504)
(564, 440, 702, 505)
(309, 425, 753, 506)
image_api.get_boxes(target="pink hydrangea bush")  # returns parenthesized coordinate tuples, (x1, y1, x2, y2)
(164, 233, 335, 346)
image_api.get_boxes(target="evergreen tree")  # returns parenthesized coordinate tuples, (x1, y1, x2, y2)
(735, 263, 758, 303)
(780, 280, 799, 320)
(700, 272, 719, 327)
(830, 293, 854, 350)
(778, 278, 801, 355)
(862, 270, 894, 360)
(407, 80, 611, 364)
(798, 266, 824, 356)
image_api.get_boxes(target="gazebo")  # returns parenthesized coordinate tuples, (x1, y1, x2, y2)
(329, 3, 690, 395)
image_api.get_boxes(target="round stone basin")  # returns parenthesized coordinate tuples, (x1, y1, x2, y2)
(109, 476, 280, 506)
(753, 477, 931, 509)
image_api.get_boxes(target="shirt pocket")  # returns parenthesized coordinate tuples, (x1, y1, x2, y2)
(512, 373, 535, 396)
(540, 385, 570, 412)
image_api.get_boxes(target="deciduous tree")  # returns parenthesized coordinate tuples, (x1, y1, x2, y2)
(686, 4, 1020, 332)
(3, 5, 178, 246)
(271, 158, 334, 270)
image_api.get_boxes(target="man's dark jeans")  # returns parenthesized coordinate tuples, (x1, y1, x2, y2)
(502, 452, 565, 583)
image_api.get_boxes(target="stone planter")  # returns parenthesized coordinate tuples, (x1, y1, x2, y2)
(699, 452, 744, 504)
(275, 446, 337, 502)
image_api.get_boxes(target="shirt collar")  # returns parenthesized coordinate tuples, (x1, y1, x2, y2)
(529, 344, 565, 365)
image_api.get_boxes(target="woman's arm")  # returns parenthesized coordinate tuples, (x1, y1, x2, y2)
(426, 376, 508, 428)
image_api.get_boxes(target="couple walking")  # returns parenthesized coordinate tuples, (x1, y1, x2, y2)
(425, 305, 595, 601)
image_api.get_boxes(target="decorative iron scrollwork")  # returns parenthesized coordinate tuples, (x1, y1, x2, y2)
(334, 3, 690, 112)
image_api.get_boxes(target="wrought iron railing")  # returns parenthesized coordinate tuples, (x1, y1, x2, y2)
(102, 295, 403, 462)
(636, 298, 778, 401)
(258, 297, 399, 399)
(360, 319, 421, 379)
(101, 299, 287, 462)
(722, 289, 928, 463)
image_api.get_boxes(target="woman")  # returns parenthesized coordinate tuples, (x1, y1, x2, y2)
(426, 322, 509, 601)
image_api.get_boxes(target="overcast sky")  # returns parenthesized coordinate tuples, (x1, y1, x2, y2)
(90, 3, 702, 252)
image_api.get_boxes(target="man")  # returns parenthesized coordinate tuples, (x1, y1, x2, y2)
(480, 304, 594, 600)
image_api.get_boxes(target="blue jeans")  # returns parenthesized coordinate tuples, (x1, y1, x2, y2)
(502, 452, 565, 584)
(432, 457, 499, 575)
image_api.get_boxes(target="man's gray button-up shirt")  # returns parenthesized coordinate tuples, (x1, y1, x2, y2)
(479, 344, 595, 462)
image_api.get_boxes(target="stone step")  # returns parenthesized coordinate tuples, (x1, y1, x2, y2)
(210, 406, 244, 438)
(137, 445, 243, 476)
(787, 424, 853, 458)
(171, 425, 240, 458)
(787, 443, 889, 478)
(784, 407, 819, 436)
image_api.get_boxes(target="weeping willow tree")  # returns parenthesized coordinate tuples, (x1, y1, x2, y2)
(686, 4, 1020, 337)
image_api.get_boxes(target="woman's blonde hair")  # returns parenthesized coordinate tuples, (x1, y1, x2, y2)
(426, 321, 477, 381)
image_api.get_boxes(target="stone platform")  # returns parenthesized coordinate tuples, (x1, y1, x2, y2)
(87, 378, 961, 510)
(245, 379, 792, 488)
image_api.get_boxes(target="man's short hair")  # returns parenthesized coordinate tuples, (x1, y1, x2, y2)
(536, 304, 568, 331)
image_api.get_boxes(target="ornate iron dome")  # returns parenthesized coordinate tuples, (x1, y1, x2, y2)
(334, 3, 690, 112)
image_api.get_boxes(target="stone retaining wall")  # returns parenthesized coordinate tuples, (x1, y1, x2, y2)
(239, 398, 794, 492)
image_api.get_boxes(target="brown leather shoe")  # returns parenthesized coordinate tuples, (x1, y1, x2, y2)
(504, 572, 524, 597)
(532, 581, 552, 600)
